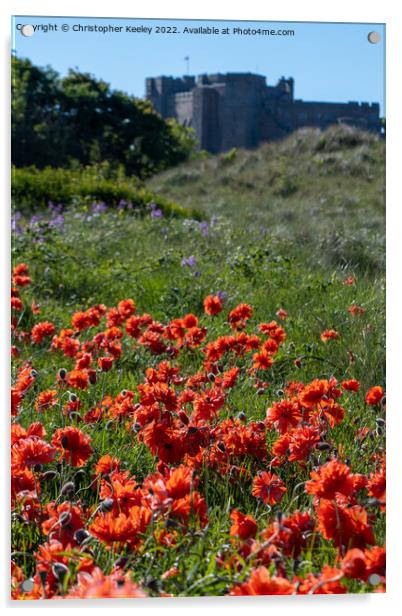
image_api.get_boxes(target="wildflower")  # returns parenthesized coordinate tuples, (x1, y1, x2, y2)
(203, 294, 223, 316)
(341, 379, 360, 392)
(348, 304, 366, 316)
(228, 303, 253, 330)
(229, 567, 294, 595)
(31, 322, 55, 344)
(66, 369, 89, 390)
(52, 426, 93, 467)
(276, 308, 288, 320)
(266, 399, 301, 434)
(365, 386, 384, 406)
(320, 329, 339, 342)
(66, 567, 148, 598)
(181, 255, 196, 268)
(230, 509, 258, 540)
(35, 390, 58, 413)
(12, 436, 56, 468)
(344, 276, 356, 285)
(252, 471, 286, 505)
(305, 459, 365, 501)
(317, 500, 375, 550)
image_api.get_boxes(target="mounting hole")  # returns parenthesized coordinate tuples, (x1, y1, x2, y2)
(367, 31, 380, 44)
(21, 578, 34, 592)
(21, 25, 34, 37)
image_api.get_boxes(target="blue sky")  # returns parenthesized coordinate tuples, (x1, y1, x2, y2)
(12, 16, 385, 114)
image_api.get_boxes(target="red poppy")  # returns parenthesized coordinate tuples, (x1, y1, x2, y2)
(204, 294, 223, 316)
(365, 385, 384, 406)
(229, 566, 294, 595)
(52, 426, 93, 467)
(252, 471, 286, 505)
(230, 509, 258, 540)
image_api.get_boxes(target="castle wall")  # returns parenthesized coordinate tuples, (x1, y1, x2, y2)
(145, 72, 381, 152)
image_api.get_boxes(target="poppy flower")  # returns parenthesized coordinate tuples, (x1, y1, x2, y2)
(266, 399, 301, 434)
(31, 322, 55, 344)
(305, 459, 362, 501)
(66, 567, 147, 598)
(228, 303, 253, 330)
(12, 436, 56, 468)
(317, 500, 375, 550)
(52, 426, 93, 467)
(229, 566, 294, 595)
(35, 390, 58, 413)
(230, 509, 258, 540)
(365, 386, 384, 406)
(320, 329, 339, 342)
(252, 471, 286, 505)
(348, 304, 366, 316)
(204, 294, 223, 316)
(341, 379, 360, 392)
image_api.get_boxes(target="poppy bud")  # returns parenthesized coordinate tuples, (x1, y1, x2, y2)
(237, 411, 247, 421)
(61, 436, 69, 449)
(59, 481, 75, 496)
(38, 570, 47, 588)
(74, 528, 89, 545)
(58, 368, 67, 381)
(121, 390, 127, 397)
(42, 470, 58, 482)
(317, 442, 331, 451)
(105, 420, 114, 430)
(88, 369, 97, 385)
(217, 441, 226, 452)
(33, 464, 42, 473)
(114, 556, 128, 569)
(59, 511, 72, 527)
(257, 388, 266, 396)
(207, 373, 215, 382)
(30, 369, 38, 378)
(99, 498, 114, 512)
(68, 392, 78, 403)
(52, 563, 68, 582)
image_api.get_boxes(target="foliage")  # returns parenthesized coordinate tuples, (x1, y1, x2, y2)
(12, 56, 197, 178)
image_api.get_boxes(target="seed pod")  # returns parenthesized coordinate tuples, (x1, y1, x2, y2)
(58, 368, 67, 381)
(52, 563, 68, 582)
(38, 570, 47, 588)
(217, 441, 226, 452)
(59, 511, 72, 527)
(237, 411, 247, 421)
(207, 373, 216, 382)
(276, 389, 284, 397)
(114, 556, 128, 569)
(74, 528, 89, 545)
(257, 388, 265, 396)
(59, 481, 75, 496)
(68, 392, 78, 403)
(42, 470, 58, 482)
(105, 420, 114, 430)
(375, 417, 385, 426)
(99, 498, 114, 512)
(121, 390, 127, 397)
(317, 442, 331, 451)
(30, 369, 38, 378)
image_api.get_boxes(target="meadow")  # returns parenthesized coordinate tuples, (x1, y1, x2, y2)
(11, 125, 385, 598)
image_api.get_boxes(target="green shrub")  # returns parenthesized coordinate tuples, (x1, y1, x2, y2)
(12, 165, 203, 219)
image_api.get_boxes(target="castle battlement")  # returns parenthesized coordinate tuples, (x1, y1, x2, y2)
(145, 72, 381, 153)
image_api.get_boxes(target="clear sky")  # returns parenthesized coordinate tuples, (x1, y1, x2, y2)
(12, 16, 385, 114)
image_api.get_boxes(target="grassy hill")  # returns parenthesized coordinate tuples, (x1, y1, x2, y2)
(147, 125, 385, 274)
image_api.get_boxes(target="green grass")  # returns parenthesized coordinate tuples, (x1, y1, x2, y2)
(11, 125, 385, 597)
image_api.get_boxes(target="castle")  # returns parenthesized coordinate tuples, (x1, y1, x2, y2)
(146, 72, 381, 153)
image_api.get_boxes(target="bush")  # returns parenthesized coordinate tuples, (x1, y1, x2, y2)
(12, 165, 203, 219)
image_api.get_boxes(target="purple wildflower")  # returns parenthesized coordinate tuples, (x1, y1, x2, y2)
(181, 255, 197, 268)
